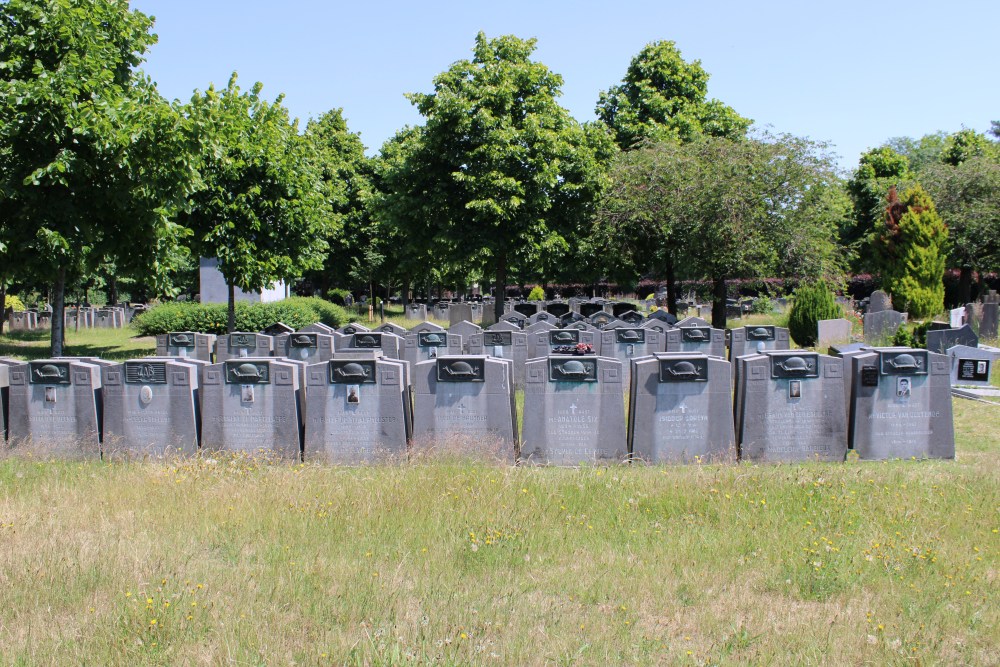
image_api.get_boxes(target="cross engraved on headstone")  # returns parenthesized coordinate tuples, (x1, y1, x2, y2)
(569, 403, 577, 415)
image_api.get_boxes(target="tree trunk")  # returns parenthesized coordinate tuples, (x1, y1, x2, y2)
(227, 282, 236, 333)
(494, 253, 507, 322)
(0, 282, 6, 336)
(711, 275, 727, 330)
(401, 279, 410, 309)
(665, 257, 678, 316)
(51, 267, 67, 357)
(958, 265, 972, 306)
(107, 275, 118, 306)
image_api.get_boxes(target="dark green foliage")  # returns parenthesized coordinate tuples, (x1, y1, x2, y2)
(132, 298, 346, 336)
(891, 321, 930, 349)
(788, 282, 842, 347)
(325, 288, 352, 306)
(844, 147, 911, 270)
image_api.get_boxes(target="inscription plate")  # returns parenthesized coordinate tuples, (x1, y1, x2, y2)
(436, 358, 485, 383)
(353, 333, 382, 348)
(124, 361, 168, 384)
(549, 329, 580, 345)
(957, 358, 989, 382)
(879, 350, 928, 376)
(658, 358, 708, 382)
(29, 362, 71, 385)
(770, 353, 819, 379)
(224, 361, 270, 384)
(483, 331, 512, 346)
(682, 327, 711, 343)
(229, 333, 257, 348)
(861, 366, 879, 387)
(168, 332, 196, 348)
(548, 357, 598, 382)
(289, 333, 318, 348)
(746, 326, 775, 341)
(329, 360, 377, 384)
(615, 328, 646, 344)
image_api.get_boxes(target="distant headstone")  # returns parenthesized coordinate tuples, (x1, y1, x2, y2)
(433, 302, 450, 320)
(156, 331, 216, 362)
(848, 348, 954, 459)
(513, 303, 538, 318)
(578, 303, 606, 318)
(486, 320, 522, 333)
(298, 322, 337, 335)
(665, 324, 726, 359)
(531, 328, 599, 359)
(261, 322, 295, 336)
(729, 325, 791, 361)
(337, 322, 371, 336)
(948, 344, 998, 388)
(981, 299, 999, 339)
(404, 303, 428, 321)
(559, 311, 586, 326)
(8, 311, 35, 331)
(375, 322, 408, 337)
(521, 356, 627, 465)
(215, 332, 273, 362)
(403, 330, 462, 367)
(411, 356, 517, 460)
(647, 309, 678, 326)
(274, 331, 336, 363)
(641, 318, 671, 334)
(676, 316, 710, 327)
(524, 320, 556, 336)
(545, 302, 570, 318)
(868, 290, 892, 313)
(863, 309, 906, 343)
(449, 303, 473, 325)
(817, 318, 852, 348)
(528, 311, 556, 325)
(735, 351, 847, 462)
(408, 320, 447, 335)
(599, 327, 663, 384)
(949, 307, 966, 328)
(499, 311, 528, 329)
(589, 311, 614, 328)
(336, 331, 403, 360)
(629, 353, 736, 463)
(304, 358, 410, 463)
(449, 320, 483, 352)
(925, 324, 978, 354)
(0, 362, 8, 440)
(100, 359, 200, 457)
(6, 359, 103, 458)
(618, 310, 645, 326)
(200, 358, 303, 458)
(468, 330, 529, 388)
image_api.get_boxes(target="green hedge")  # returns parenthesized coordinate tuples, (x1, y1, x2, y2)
(132, 297, 348, 336)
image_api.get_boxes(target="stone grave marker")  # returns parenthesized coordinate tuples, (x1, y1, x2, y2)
(848, 348, 954, 459)
(216, 332, 273, 362)
(499, 311, 528, 329)
(588, 311, 614, 328)
(486, 320, 522, 333)
(337, 322, 370, 336)
(521, 356, 627, 465)
(665, 323, 726, 359)
(629, 353, 735, 463)
(545, 302, 570, 318)
(156, 331, 216, 362)
(531, 328, 599, 359)
(375, 322, 408, 337)
(600, 327, 663, 384)
(925, 324, 978, 354)
(403, 330, 463, 367)
(100, 359, 200, 457)
(0, 362, 8, 440)
(618, 310, 645, 326)
(513, 302, 539, 318)
(411, 356, 517, 460)
(729, 325, 791, 361)
(298, 322, 337, 335)
(468, 330, 529, 388)
(676, 316, 711, 327)
(304, 357, 409, 463)
(862, 310, 906, 344)
(6, 359, 103, 457)
(578, 303, 606, 318)
(274, 331, 336, 363)
(735, 350, 847, 462)
(647, 309, 678, 326)
(336, 331, 403, 360)
(261, 322, 295, 336)
(36, 311, 52, 329)
(948, 344, 998, 388)
(449, 303, 473, 325)
(404, 303, 428, 321)
(610, 303, 634, 318)
(949, 307, 966, 328)
(559, 311, 586, 326)
(981, 299, 999, 340)
(868, 290, 892, 313)
(433, 302, 450, 320)
(641, 318, 671, 334)
(528, 311, 558, 325)
(408, 320, 447, 335)
(449, 320, 483, 352)
(817, 318, 852, 348)
(524, 320, 556, 335)
(8, 311, 35, 330)
(200, 358, 303, 458)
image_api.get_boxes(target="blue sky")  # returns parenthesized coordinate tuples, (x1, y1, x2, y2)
(132, 0, 998, 170)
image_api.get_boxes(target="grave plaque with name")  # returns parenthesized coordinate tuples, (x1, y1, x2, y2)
(735, 351, 847, 462)
(521, 356, 626, 465)
(156, 331, 216, 362)
(665, 324, 726, 359)
(600, 327, 663, 384)
(411, 356, 517, 459)
(531, 328, 599, 359)
(629, 353, 735, 463)
(469, 330, 529, 388)
(947, 344, 997, 388)
(848, 348, 954, 459)
(274, 332, 336, 363)
(336, 331, 403, 360)
(216, 332, 273, 362)
(7, 359, 103, 457)
(925, 324, 978, 355)
(200, 358, 302, 458)
(403, 331, 463, 367)
(100, 359, 199, 456)
(729, 325, 790, 360)
(304, 358, 409, 463)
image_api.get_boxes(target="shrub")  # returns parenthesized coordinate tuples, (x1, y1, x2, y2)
(282, 296, 348, 327)
(788, 281, 842, 347)
(4, 295, 26, 312)
(326, 288, 351, 306)
(133, 298, 347, 336)
(527, 286, 546, 301)
(750, 296, 774, 314)
(892, 320, 930, 349)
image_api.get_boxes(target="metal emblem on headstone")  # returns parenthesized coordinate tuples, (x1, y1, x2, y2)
(769, 354, 819, 379)
(747, 326, 776, 341)
(484, 331, 512, 346)
(229, 333, 256, 348)
(681, 327, 711, 343)
(879, 350, 928, 376)
(168, 332, 195, 348)
(224, 361, 270, 384)
(289, 333, 318, 348)
(125, 361, 168, 384)
(547, 357, 598, 382)
(353, 333, 382, 348)
(418, 332, 448, 347)
(29, 362, 71, 385)
(436, 358, 485, 382)
(329, 360, 376, 384)
(658, 358, 708, 382)
(615, 328, 646, 344)
(549, 329, 579, 345)
(343, 326, 357, 335)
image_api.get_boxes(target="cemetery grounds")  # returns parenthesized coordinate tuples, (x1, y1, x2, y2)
(0, 322, 997, 665)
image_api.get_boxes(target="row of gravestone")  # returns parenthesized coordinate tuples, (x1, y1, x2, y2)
(0, 344, 954, 464)
(6, 307, 130, 330)
(861, 290, 1000, 342)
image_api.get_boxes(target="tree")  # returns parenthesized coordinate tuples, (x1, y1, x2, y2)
(0, 0, 198, 354)
(182, 74, 328, 331)
(844, 146, 911, 270)
(381, 33, 614, 321)
(876, 186, 948, 318)
(596, 40, 750, 150)
(941, 128, 996, 166)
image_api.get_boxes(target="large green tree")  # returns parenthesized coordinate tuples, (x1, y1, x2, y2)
(381, 33, 613, 320)
(182, 74, 328, 331)
(844, 146, 912, 271)
(0, 0, 198, 353)
(596, 40, 750, 150)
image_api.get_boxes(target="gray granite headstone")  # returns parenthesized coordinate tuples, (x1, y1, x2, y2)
(618, 310, 646, 326)
(981, 300, 999, 340)
(6, 359, 102, 457)
(868, 290, 892, 313)
(589, 312, 615, 328)
(578, 303, 606, 318)
(411, 356, 517, 460)
(676, 316, 711, 327)
(261, 322, 295, 336)
(274, 332, 336, 363)
(156, 331, 216, 362)
(729, 325, 791, 361)
(200, 358, 302, 458)
(848, 348, 954, 459)
(468, 330, 529, 388)
(298, 322, 337, 335)
(408, 321, 447, 335)
(100, 359, 199, 457)
(337, 322, 371, 336)
(531, 328, 599, 359)
(947, 344, 998, 388)
(0, 362, 8, 440)
(449, 303, 473, 325)
(404, 303, 428, 321)
(665, 324, 726, 359)
(335, 331, 403, 360)
(949, 307, 966, 328)
(403, 331, 463, 368)
(486, 320, 522, 333)
(925, 324, 978, 354)
(521, 356, 627, 465)
(499, 311, 527, 329)
(817, 318, 852, 348)
(449, 320, 483, 352)
(599, 327, 663, 384)
(304, 358, 409, 463)
(8, 311, 35, 330)
(735, 351, 847, 462)
(629, 353, 735, 463)
(524, 320, 556, 335)
(863, 310, 906, 344)
(513, 302, 539, 317)
(640, 318, 671, 334)
(375, 322, 408, 337)
(215, 332, 273, 362)
(528, 311, 557, 325)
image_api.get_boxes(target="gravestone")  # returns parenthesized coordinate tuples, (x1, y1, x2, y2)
(524, 320, 556, 335)
(545, 302, 570, 318)
(499, 311, 527, 329)
(528, 311, 557, 325)
(531, 328, 599, 359)
(589, 311, 615, 328)
(863, 309, 906, 343)
(468, 330, 529, 388)
(925, 324, 978, 354)
(375, 322, 408, 337)
(404, 303, 428, 321)
(521, 356, 627, 465)
(200, 358, 303, 458)
(735, 351, 847, 462)
(304, 358, 409, 463)
(274, 331, 336, 363)
(927, 321, 951, 332)
(647, 309, 678, 326)
(403, 330, 463, 367)
(618, 310, 645, 326)
(559, 311, 586, 326)
(449, 303, 473, 325)
(8, 311, 35, 331)
(261, 322, 295, 336)
(868, 290, 892, 313)
(948, 344, 998, 388)
(949, 307, 966, 328)
(156, 331, 216, 362)
(448, 320, 483, 353)
(337, 322, 370, 336)
(0, 362, 8, 440)
(433, 302, 450, 320)
(411, 356, 517, 460)
(100, 359, 200, 457)
(513, 303, 539, 317)
(298, 322, 337, 335)
(676, 316, 711, 327)
(6, 359, 103, 457)
(629, 353, 736, 463)
(579, 303, 606, 319)
(665, 324, 727, 359)
(215, 332, 273, 362)
(848, 348, 954, 459)
(641, 318, 671, 334)
(817, 318, 852, 348)
(408, 321, 446, 335)
(486, 320, 522, 333)
(610, 303, 634, 318)
(600, 327, 663, 384)
(336, 331, 403, 360)
(65, 308, 92, 329)
(729, 325, 791, 361)
(469, 303, 484, 324)
(36, 312, 52, 329)
(981, 298, 999, 340)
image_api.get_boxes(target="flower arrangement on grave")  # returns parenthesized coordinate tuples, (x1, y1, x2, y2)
(552, 343, 594, 355)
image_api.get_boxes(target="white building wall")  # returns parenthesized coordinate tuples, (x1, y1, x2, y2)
(199, 257, 287, 304)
